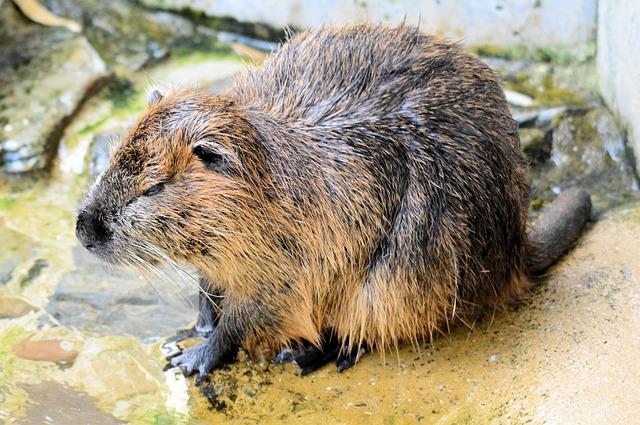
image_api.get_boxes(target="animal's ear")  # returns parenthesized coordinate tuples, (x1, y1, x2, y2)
(192, 140, 234, 170)
(148, 89, 163, 106)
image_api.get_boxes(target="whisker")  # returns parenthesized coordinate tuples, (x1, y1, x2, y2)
(126, 243, 196, 311)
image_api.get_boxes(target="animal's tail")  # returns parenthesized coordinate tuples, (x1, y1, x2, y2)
(525, 188, 592, 275)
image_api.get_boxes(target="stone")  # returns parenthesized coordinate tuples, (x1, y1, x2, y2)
(505, 89, 534, 108)
(46, 246, 198, 340)
(19, 381, 122, 425)
(0, 220, 34, 286)
(530, 107, 640, 210)
(0, 297, 38, 319)
(0, 2, 108, 173)
(41, 0, 229, 71)
(12, 333, 79, 363)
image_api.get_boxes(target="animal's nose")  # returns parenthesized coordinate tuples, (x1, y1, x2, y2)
(76, 208, 112, 252)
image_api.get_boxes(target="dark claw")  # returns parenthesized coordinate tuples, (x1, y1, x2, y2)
(336, 345, 367, 372)
(288, 329, 343, 375)
(297, 342, 340, 376)
(275, 347, 295, 364)
(164, 351, 213, 382)
(162, 340, 182, 365)
(194, 374, 210, 387)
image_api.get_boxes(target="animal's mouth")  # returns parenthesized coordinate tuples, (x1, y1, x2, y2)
(76, 232, 118, 262)
(78, 234, 166, 270)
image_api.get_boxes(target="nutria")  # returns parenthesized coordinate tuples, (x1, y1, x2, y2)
(76, 23, 591, 383)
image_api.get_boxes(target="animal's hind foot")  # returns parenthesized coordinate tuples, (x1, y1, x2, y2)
(278, 329, 367, 375)
(336, 344, 367, 372)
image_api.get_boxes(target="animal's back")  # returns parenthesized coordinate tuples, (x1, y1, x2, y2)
(229, 24, 531, 346)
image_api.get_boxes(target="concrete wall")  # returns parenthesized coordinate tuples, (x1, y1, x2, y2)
(143, 0, 596, 49)
(598, 0, 640, 172)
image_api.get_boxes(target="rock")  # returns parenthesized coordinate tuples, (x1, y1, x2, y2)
(0, 0, 235, 174)
(519, 127, 550, 166)
(12, 0, 82, 32)
(153, 58, 246, 95)
(20, 381, 122, 425)
(41, 0, 230, 71)
(511, 106, 567, 129)
(46, 246, 197, 340)
(0, 1, 108, 173)
(139, 0, 289, 42)
(0, 220, 34, 286)
(0, 258, 21, 287)
(12, 333, 79, 363)
(529, 107, 640, 210)
(0, 297, 38, 318)
(66, 336, 167, 401)
(505, 89, 534, 107)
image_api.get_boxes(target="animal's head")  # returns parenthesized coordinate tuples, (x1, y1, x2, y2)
(76, 90, 268, 271)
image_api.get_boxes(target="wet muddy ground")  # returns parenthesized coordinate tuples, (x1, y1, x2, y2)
(1, 48, 640, 424)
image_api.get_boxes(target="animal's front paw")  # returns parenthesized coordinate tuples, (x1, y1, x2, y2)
(165, 334, 236, 386)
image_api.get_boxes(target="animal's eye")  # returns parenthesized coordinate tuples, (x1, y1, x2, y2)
(143, 182, 165, 197)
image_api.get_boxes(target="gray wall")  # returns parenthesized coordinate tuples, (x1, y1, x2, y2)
(598, 0, 640, 172)
(143, 0, 597, 49)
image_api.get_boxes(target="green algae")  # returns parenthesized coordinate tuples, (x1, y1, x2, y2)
(473, 41, 595, 65)
(172, 48, 240, 66)
(0, 196, 17, 210)
(19, 259, 48, 289)
(505, 72, 587, 107)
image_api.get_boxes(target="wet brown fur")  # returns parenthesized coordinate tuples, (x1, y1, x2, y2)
(77, 24, 587, 362)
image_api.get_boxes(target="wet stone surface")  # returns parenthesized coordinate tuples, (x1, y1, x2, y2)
(0, 221, 36, 287)
(0, 297, 38, 319)
(41, 0, 227, 71)
(47, 246, 197, 340)
(529, 106, 639, 211)
(19, 381, 122, 425)
(0, 0, 108, 173)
